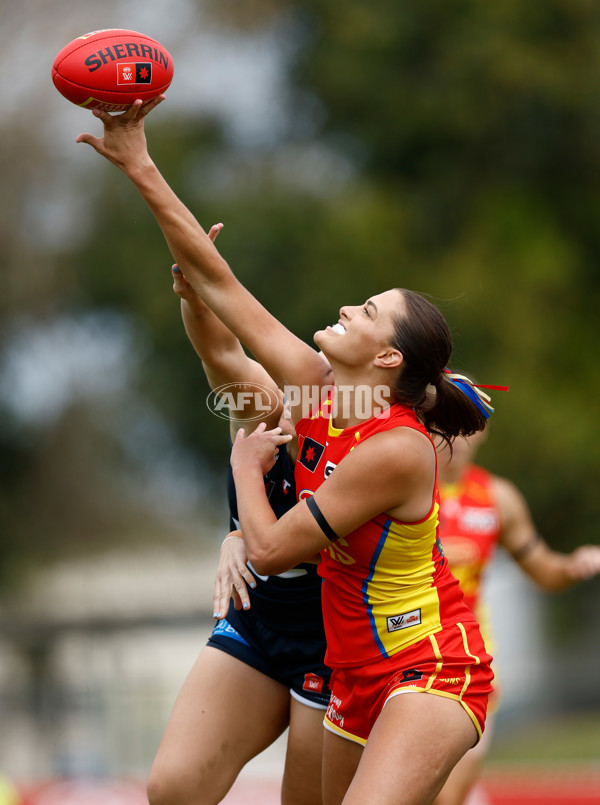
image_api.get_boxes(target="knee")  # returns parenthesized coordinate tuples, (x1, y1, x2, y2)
(147, 760, 226, 805)
(146, 768, 171, 805)
(147, 765, 191, 805)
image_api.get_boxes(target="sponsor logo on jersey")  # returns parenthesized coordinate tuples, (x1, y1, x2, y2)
(387, 608, 421, 633)
(298, 488, 315, 500)
(460, 507, 499, 533)
(298, 437, 325, 472)
(435, 535, 447, 568)
(303, 673, 324, 693)
(324, 460, 337, 478)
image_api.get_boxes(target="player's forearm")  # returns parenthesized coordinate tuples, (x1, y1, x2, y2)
(127, 159, 233, 295)
(523, 549, 577, 592)
(181, 299, 213, 362)
(180, 297, 239, 369)
(233, 464, 281, 574)
(119, 147, 332, 395)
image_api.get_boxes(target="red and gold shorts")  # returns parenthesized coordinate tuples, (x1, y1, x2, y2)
(324, 621, 494, 746)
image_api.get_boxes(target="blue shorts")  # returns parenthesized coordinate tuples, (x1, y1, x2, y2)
(207, 600, 331, 709)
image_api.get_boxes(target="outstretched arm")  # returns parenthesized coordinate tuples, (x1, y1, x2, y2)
(76, 100, 332, 420)
(495, 476, 600, 591)
(173, 254, 283, 436)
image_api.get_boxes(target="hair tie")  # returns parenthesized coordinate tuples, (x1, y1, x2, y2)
(442, 368, 509, 419)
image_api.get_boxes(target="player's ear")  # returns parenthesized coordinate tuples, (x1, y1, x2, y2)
(374, 348, 403, 369)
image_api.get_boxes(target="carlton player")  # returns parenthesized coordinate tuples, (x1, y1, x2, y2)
(145, 251, 331, 805)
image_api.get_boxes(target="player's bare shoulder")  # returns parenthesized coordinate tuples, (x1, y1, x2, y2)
(340, 426, 435, 507)
(368, 425, 434, 476)
(491, 474, 527, 515)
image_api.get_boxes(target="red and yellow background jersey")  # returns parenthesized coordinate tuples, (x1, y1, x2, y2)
(438, 464, 502, 620)
(295, 399, 478, 669)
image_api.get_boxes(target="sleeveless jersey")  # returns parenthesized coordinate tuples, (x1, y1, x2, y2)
(438, 465, 502, 617)
(294, 399, 477, 668)
(227, 444, 324, 633)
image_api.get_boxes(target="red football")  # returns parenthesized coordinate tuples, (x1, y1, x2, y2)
(52, 29, 174, 112)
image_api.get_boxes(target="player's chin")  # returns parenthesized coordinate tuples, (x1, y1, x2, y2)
(313, 328, 328, 347)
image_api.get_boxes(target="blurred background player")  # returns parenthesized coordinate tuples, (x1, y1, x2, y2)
(433, 429, 600, 805)
(0, 775, 22, 805)
(146, 237, 332, 805)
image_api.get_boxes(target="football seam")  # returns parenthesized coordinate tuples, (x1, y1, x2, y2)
(53, 74, 172, 95)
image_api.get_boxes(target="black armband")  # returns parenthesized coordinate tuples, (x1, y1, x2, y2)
(306, 495, 339, 542)
(511, 533, 542, 562)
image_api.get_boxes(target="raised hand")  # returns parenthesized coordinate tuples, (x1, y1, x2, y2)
(75, 96, 165, 174)
(567, 544, 600, 582)
(231, 422, 293, 477)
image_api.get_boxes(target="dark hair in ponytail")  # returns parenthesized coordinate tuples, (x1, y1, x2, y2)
(391, 289, 487, 444)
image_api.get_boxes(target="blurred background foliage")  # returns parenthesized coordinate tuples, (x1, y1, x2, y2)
(1, 0, 599, 632)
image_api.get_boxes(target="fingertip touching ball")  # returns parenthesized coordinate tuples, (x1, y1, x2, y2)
(52, 29, 174, 112)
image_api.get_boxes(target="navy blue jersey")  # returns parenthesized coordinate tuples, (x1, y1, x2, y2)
(225, 445, 325, 633)
(227, 440, 297, 526)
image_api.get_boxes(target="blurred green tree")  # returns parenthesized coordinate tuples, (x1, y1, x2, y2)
(2, 0, 600, 593)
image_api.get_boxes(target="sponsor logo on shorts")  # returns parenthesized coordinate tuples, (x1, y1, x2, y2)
(211, 618, 249, 647)
(387, 608, 421, 633)
(400, 668, 423, 683)
(303, 673, 324, 693)
(326, 694, 344, 728)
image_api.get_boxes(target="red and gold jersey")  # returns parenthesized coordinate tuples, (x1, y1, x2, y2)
(295, 398, 477, 669)
(438, 465, 501, 617)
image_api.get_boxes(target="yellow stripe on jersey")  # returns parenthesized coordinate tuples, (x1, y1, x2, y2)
(362, 502, 443, 658)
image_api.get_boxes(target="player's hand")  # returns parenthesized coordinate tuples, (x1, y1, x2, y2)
(75, 96, 165, 173)
(171, 264, 191, 299)
(212, 531, 256, 619)
(567, 545, 600, 581)
(231, 422, 293, 476)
